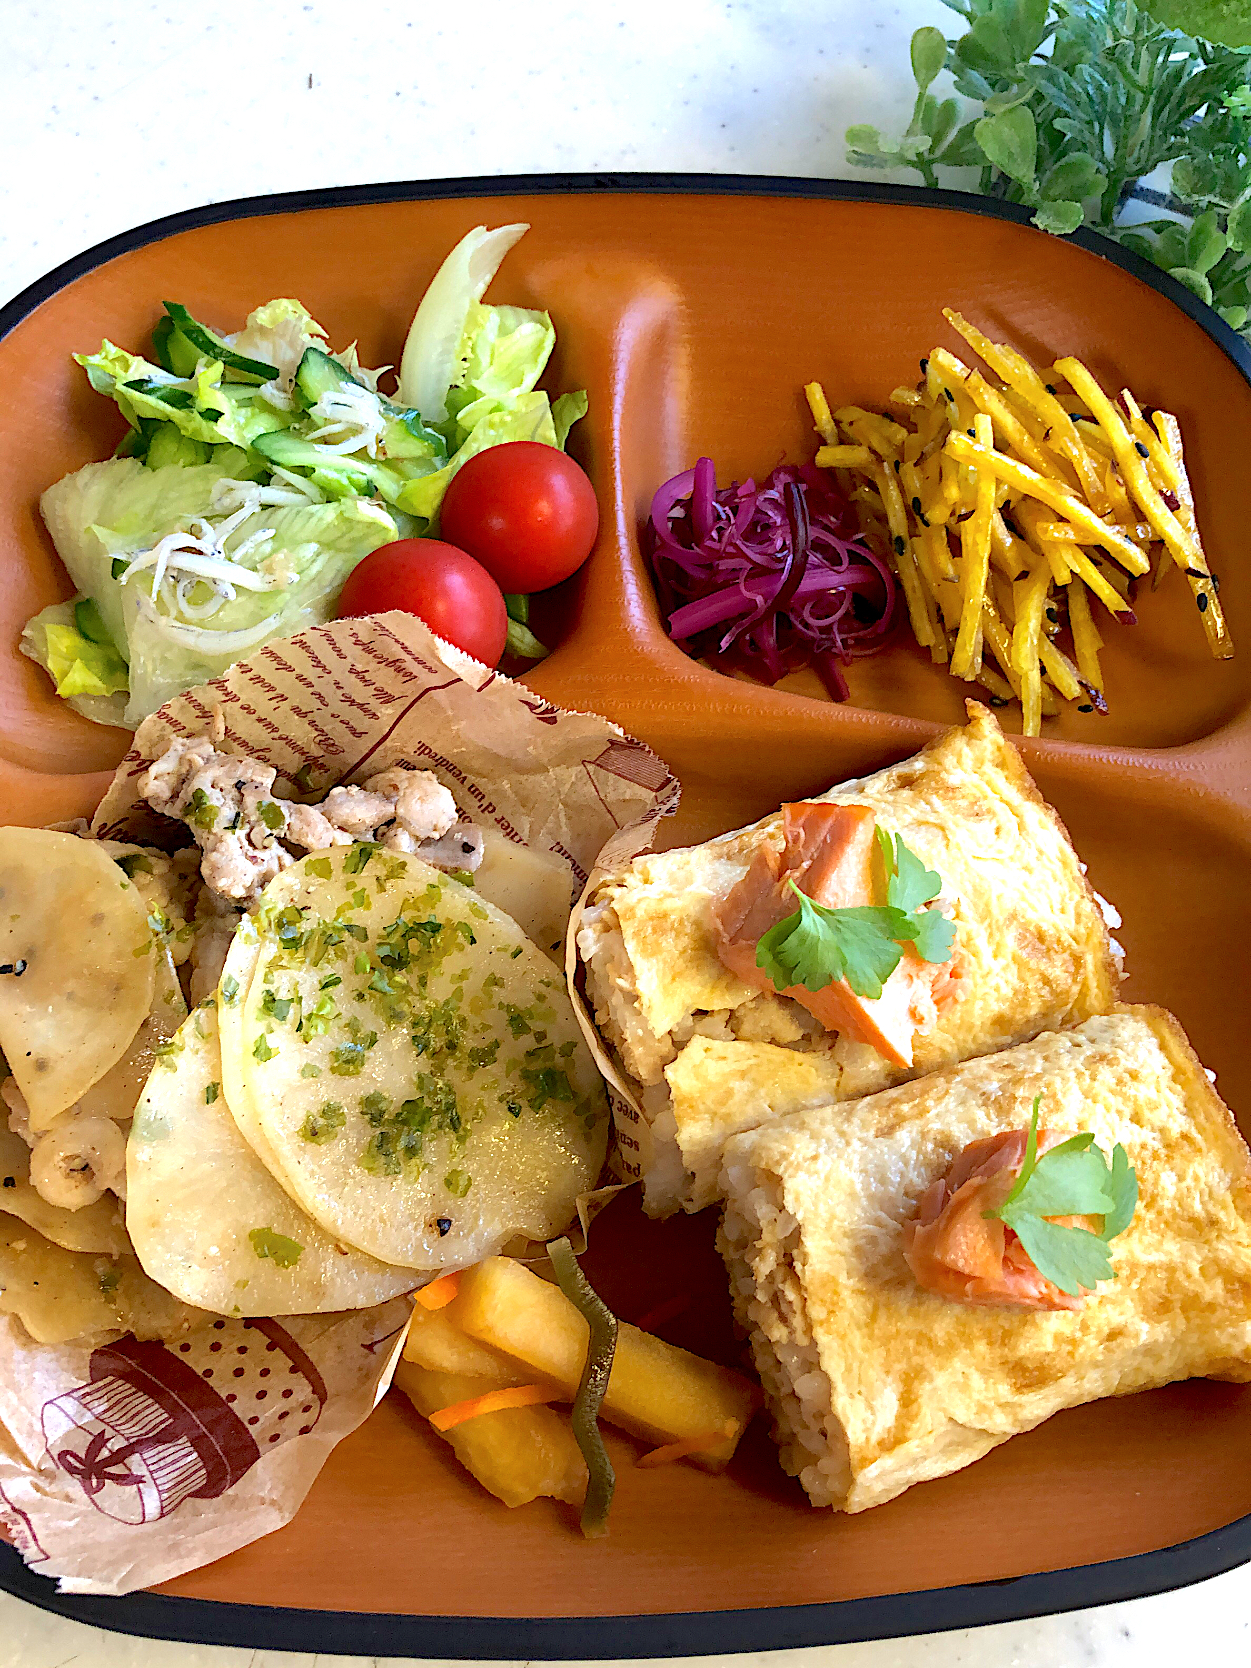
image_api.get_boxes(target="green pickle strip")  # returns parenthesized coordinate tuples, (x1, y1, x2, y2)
(547, 1235, 618, 1539)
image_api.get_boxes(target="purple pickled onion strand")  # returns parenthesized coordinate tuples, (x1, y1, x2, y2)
(646, 457, 898, 692)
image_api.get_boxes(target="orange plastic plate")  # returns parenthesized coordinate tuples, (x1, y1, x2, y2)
(2, 174, 1249, 1656)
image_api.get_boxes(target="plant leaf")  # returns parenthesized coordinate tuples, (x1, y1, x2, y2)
(975, 105, 1038, 186)
(1187, 208, 1228, 274)
(1005, 1214, 1115, 1296)
(1040, 153, 1104, 202)
(1009, 1137, 1116, 1220)
(885, 833, 943, 914)
(911, 26, 948, 92)
(909, 907, 958, 964)
(1169, 264, 1215, 305)
(1033, 199, 1085, 235)
(1138, 0, 1251, 47)
(1227, 198, 1251, 255)
(1100, 1144, 1138, 1241)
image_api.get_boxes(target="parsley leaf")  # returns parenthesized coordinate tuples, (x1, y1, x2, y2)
(756, 883, 907, 1000)
(755, 828, 955, 1000)
(987, 1097, 1138, 1297)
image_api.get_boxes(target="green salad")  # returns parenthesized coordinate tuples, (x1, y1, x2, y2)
(24, 224, 586, 729)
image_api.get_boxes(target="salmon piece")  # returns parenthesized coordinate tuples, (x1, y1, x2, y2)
(711, 802, 957, 1068)
(903, 1128, 1100, 1311)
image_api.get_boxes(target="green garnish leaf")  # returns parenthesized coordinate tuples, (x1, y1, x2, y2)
(987, 1097, 1138, 1297)
(305, 857, 333, 880)
(756, 828, 954, 1000)
(258, 799, 286, 832)
(252, 1033, 278, 1062)
(220, 974, 240, 1005)
(205, 1081, 220, 1104)
(248, 1226, 303, 1268)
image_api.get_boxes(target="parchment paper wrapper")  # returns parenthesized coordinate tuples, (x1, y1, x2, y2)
(0, 1301, 411, 1595)
(0, 609, 680, 1593)
(565, 819, 684, 1188)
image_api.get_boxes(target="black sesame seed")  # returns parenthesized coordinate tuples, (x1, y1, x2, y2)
(920, 357, 929, 374)
(893, 535, 906, 556)
(988, 696, 1009, 708)
(911, 496, 923, 515)
(1186, 567, 1205, 578)
(1078, 702, 1095, 712)
(893, 459, 901, 473)
(1135, 441, 1149, 457)
(0, 960, 26, 977)
(435, 1218, 452, 1237)
(1198, 593, 1209, 611)
(461, 841, 474, 853)
(967, 428, 976, 437)
(1045, 383, 1057, 394)
(1046, 607, 1059, 623)
(2, 1176, 14, 1189)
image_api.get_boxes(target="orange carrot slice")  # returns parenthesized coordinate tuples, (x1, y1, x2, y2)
(414, 1271, 462, 1311)
(635, 1422, 737, 1468)
(428, 1385, 556, 1432)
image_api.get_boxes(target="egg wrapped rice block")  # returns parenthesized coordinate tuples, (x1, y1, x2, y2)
(577, 703, 1119, 1215)
(717, 1005, 1251, 1514)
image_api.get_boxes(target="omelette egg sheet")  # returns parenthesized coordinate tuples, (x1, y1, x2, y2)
(578, 704, 1120, 1214)
(717, 1005, 1251, 1514)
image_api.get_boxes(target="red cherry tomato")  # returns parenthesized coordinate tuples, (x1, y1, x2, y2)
(439, 441, 598, 593)
(337, 539, 508, 665)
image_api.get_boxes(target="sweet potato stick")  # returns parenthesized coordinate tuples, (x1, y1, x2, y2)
(1067, 575, 1104, 692)
(943, 309, 1106, 504)
(944, 433, 1150, 575)
(952, 414, 995, 678)
(1054, 357, 1204, 576)
(804, 381, 838, 446)
(874, 459, 935, 649)
(1152, 410, 1232, 658)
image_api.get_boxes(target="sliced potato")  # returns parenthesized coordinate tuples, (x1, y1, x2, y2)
(127, 1001, 422, 1315)
(473, 830, 573, 956)
(223, 849, 607, 1271)
(76, 942, 187, 1122)
(394, 1360, 586, 1508)
(0, 1123, 131, 1256)
(0, 1217, 206, 1345)
(0, 829, 155, 1130)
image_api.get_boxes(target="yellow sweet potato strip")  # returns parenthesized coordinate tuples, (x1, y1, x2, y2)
(944, 432, 1150, 575)
(804, 381, 838, 446)
(943, 309, 1106, 504)
(1054, 357, 1203, 574)
(951, 413, 995, 678)
(1067, 575, 1104, 691)
(873, 459, 934, 649)
(1152, 409, 1231, 659)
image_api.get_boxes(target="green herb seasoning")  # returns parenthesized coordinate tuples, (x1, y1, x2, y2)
(248, 1226, 304, 1268)
(299, 1101, 346, 1144)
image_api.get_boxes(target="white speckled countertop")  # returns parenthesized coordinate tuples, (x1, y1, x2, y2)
(1, 1, 1248, 1662)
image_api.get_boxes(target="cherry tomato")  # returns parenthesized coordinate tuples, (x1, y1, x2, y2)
(337, 539, 508, 665)
(439, 441, 598, 593)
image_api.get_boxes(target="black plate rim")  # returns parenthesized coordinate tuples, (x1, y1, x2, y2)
(1, 170, 1248, 1656)
(2, 1511, 1249, 1658)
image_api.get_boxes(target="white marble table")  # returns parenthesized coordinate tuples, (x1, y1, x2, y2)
(1, 1, 1247, 1662)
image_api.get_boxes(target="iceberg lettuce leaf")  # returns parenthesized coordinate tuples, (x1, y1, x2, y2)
(396, 390, 559, 521)
(20, 600, 130, 728)
(118, 497, 398, 723)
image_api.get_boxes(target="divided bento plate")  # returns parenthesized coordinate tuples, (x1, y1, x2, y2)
(2, 173, 1251, 1657)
